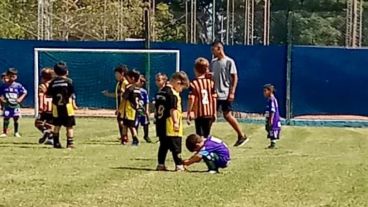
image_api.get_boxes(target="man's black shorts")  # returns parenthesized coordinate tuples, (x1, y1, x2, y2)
(217, 100, 233, 113)
(53, 116, 76, 128)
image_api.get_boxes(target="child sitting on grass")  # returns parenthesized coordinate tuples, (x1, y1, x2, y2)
(184, 134, 230, 174)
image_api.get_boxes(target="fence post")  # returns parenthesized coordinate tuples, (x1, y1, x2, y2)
(286, 10, 293, 124)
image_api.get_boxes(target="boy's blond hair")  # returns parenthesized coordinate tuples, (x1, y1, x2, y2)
(171, 71, 190, 89)
(194, 57, 209, 75)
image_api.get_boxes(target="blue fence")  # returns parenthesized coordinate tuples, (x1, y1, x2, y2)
(0, 39, 367, 119)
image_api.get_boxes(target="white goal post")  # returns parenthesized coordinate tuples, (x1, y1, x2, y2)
(33, 48, 181, 117)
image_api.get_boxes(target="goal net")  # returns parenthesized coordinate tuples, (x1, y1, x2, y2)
(34, 48, 180, 116)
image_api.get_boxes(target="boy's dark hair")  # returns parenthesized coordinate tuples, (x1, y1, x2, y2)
(155, 72, 168, 81)
(140, 74, 146, 83)
(263, 84, 276, 93)
(171, 71, 190, 88)
(7, 68, 18, 75)
(40, 68, 54, 81)
(211, 40, 224, 48)
(186, 134, 203, 152)
(54, 61, 68, 76)
(194, 57, 209, 75)
(114, 64, 128, 75)
(126, 69, 140, 82)
(1, 72, 7, 78)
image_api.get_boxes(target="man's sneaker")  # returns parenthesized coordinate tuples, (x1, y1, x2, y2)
(175, 165, 185, 172)
(14, 133, 21, 138)
(267, 142, 276, 149)
(0, 133, 7, 138)
(44, 138, 54, 145)
(234, 136, 249, 147)
(143, 136, 152, 143)
(156, 164, 168, 171)
(38, 133, 48, 144)
(132, 138, 139, 146)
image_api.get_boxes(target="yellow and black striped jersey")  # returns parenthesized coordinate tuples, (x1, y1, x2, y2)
(119, 84, 141, 121)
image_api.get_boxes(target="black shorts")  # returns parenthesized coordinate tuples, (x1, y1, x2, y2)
(195, 117, 213, 138)
(123, 119, 136, 128)
(162, 136, 182, 154)
(217, 100, 233, 112)
(53, 116, 76, 128)
(38, 112, 53, 124)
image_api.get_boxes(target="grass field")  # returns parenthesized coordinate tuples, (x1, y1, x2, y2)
(0, 118, 368, 207)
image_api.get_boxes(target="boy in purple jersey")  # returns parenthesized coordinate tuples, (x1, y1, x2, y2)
(184, 134, 230, 173)
(264, 84, 281, 149)
(136, 75, 152, 143)
(0, 68, 27, 137)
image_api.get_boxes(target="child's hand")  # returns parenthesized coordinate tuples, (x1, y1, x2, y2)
(173, 122, 180, 132)
(16, 98, 23, 103)
(183, 160, 190, 166)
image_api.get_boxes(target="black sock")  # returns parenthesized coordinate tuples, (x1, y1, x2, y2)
(67, 137, 74, 146)
(133, 136, 138, 141)
(143, 125, 149, 138)
(14, 118, 19, 134)
(3, 118, 9, 134)
(172, 152, 183, 166)
(158, 137, 168, 165)
(53, 133, 60, 145)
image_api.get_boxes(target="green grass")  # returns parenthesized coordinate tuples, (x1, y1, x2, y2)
(0, 118, 368, 207)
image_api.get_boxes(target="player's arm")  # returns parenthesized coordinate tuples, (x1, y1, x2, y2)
(17, 86, 27, 103)
(211, 80, 217, 120)
(38, 85, 45, 111)
(228, 60, 238, 102)
(169, 95, 180, 132)
(187, 82, 196, 123)
(102, 90, 115, 98)
(72, 94, 78, 110)
(183, 153, 202, 167)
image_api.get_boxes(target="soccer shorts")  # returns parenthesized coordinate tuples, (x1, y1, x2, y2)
(200, 151, 229, 171)
(123, 118, 136, 128)
(267, 129, 281, 140)
(135, 115, 149, 128)
(3, 107, 21, 118)
(194, 117, 213, 138)
(217, 100, 233, 113)
(53, 116, 76, 128)
(37, 112, 53, 125)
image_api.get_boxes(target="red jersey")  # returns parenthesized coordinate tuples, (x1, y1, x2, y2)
(38, 82, 52, 113)
(188, 76, 217, 118)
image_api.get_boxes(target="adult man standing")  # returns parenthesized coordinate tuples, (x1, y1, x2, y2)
(210, 41, 249, 147)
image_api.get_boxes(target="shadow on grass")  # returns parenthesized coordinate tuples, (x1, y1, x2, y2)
(0, 144, 48, 149)
(111, 166, 207, 173)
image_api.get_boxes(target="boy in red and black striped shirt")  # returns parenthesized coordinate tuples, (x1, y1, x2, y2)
(187, 57, 217, 138)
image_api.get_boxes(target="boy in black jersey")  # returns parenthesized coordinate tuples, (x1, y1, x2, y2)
(47, 62, 77, 149)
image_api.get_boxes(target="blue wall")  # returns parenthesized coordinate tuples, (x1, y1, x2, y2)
(0, 39, 367, 118)
(291, 46, 368, 116)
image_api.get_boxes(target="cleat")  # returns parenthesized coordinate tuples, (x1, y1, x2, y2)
(208, 170, 219, 174)
(156, 164, 168, 171)
(44, 139, 54, 145)
(234, 136, 249, 147)
(53, 142, 62, 149)
(14, 133, 21, 138)
(175, 165, 185, 172)
(0, 133, 7, 138)
(66, 144, 75, 149)
(267, 142, 276, 149)
(38, 133, 48, 144)
(143, 137, 152, 143)
(132, 138, 139, 146)
(121, 136, 128, 145)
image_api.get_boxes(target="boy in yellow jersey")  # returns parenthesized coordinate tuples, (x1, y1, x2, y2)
(120, 69, 142, 146)
(102, 65, 129, 143)
(47, 62, 77, 149)
(155, 71, 189, 171)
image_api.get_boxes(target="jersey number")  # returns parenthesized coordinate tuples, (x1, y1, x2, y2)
(56, 94, 64, 106)
(157, 105, 165, 119)
(201, 90, 209, 105)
